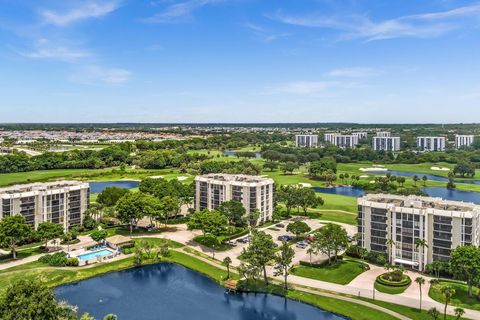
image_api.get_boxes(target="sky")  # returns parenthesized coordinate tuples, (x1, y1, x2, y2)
(0, 0, 480, 123)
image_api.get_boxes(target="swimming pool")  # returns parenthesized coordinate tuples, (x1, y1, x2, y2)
(76, 249, 114, 261)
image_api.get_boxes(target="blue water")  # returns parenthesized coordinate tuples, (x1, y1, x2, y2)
(422, 188, 480, 204)
(77, 249, 114, 261)
(89, 180, 140, 194)
(313, 186, 366, 198)
(366, 170, 480, 185)
(224, 150, 262, 158)
(55, 263, 347, 320)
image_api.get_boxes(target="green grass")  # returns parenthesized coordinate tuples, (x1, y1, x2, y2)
(306, 209, 357, 225)
(193, 235, 232, 251)
(429, 280, 480, 311)
(291, 260, 368, 285)
(374, 281, 410, 294)
(0, 247, 47, 264)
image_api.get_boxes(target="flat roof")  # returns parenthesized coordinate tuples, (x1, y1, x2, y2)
(0, 181, 89, 196)
(196, 173, 273, 184)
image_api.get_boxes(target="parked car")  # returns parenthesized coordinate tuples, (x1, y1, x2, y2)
(226, 241, 237, 247)
(277, 235, 294, 242)
(237, 237, 249, 243)
(146, 224, 156, 231)
(306, 234, 314, 242)
(275, 223, 285, 228)
(296, 241, 308, 249)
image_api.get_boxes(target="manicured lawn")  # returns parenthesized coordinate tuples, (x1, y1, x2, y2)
(0, 247, 47, 264)
(306, 209, 357, 225)
(374, 281, 410, 295)
(429, 280, 480, 311)
(291, 260, 368, 285)
(362, 299, 460, 320)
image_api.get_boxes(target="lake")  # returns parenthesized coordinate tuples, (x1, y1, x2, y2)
(366, 170, 480, 185)
(223, 150, 262, 158)
(313, 186, 366, 197)
(89, 180, 140, 194)
(55, 263, 347, 320)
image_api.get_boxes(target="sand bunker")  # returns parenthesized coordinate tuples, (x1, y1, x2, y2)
(177, 176, 189, 181)
(149, 176, 164, 179)
(359, 167, 388, 172)
(298, 183, 312, 187)
(431, 166, 450, 171)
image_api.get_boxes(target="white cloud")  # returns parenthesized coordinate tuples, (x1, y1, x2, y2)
(20, 39, 90, 62)
(327, 67, 382, 78)
(145, 0, 224, 23)
(245, 22, 291, 42)
(40, 1, 121, 26)
(71, 65, 131, 84)
(270, 3, 480, 41)
(277, 81, 338, 94)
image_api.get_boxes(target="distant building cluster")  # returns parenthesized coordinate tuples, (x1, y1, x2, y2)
(0, 181, 90, 230)
(358, 194, 480, 271)
(293, 131, 475, 152)
(194, 174, 274, 224)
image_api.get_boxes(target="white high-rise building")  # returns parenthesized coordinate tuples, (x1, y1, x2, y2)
(358, 194, 480, 271)
(194, 174, 274, 224)
(295, 134, 318, 148)
(373, 136, 401, 152)
(0, 181, 90, 230)
(417, 136, 446, 152)
(375, 131, 391, 137)
(324, 133, 358, 148)
(352, 132, 368, 140)
(455, 135, 475, 149)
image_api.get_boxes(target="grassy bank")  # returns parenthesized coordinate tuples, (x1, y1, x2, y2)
(429, 280, 480, 311)
(291, 260, 368, 285)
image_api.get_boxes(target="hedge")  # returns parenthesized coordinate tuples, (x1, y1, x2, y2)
(221, 229, 249, 242)
(376, 274, 411, 287)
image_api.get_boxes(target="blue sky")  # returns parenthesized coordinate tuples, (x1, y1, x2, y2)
(0, 0, 479, 123)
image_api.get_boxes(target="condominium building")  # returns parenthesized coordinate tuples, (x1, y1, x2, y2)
(358, 194, 480, 271)
(455, 135, 475, 149)
(373, 136, 401, 152)
(324, 133, 358, 148)
(375, 131, 391, 138)
(194, 174, 274, 224)
(417, 136, 446, 152)
(0, 181, 90, 230)
(352, 132, 368, 140)
(295, 134, 318, 148)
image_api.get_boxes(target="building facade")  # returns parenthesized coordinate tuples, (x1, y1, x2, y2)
(358, 194, 480, 271)
(194, 174, 274, 223)
(295, 134, 318, 148)
(352, 132, 368, 140)
(417, 136, 446, 152)
(0, 181, 90, 230)
(375, 131, 391, 137)
(455, 135, 475, 149)
(324, 133, 358, 148)
(373, 136, 401, 152)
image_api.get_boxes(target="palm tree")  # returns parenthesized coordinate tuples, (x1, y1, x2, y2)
(415, 277, 425, 310)
(428, 307, 440, 320)
(422, 175, 428, 186)
(440, 286, 456, 320)
(413, 175, 419, 187)
(222, 257, 232, 279)
(454, 308, 465, 320)
(415, 238, 428, 269)
(386, 238, 395, 263)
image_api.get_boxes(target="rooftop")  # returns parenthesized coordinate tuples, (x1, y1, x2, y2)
(0, 181, 89, 195)
(196, 173, 273, 184)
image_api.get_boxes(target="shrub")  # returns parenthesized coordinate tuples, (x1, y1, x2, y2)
(365, 251, 387, 265)
(376, 274, 411, 287)
(345, 245, 367, 259)
(66, 257, 79, 267)
(39, 252, 68, 267)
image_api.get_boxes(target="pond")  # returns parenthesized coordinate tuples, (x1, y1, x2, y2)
(55, 263, 347, 320)
(313, 186, 366, 198)
(89, 180, 140, 194)
(366, 170, 480, 185)
(421, 187, 480, 204)
(223, 150, 262, 158)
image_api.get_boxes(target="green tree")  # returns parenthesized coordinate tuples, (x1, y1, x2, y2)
(413, 175, 419, 186)
(0, 279, 74, 320)
(0, 215, 32, 260)
(454, 307, 465, 320)
(281, 161, 298, 174)
(312, 223, 348, 264)
(97, 186, 130, 207)
(449, 245, 480, 297)
(277, 185, 299, 215)
(242, 230, 277, 284)
(187, 210, 227, 258)
(309, 157, 337, 177)
(223, 256, 232, 279)
(36, 221, 64, 249)
(90, 229, 108, 243)
(286, 221, 311, 239)
(263, 161, 278, 172)
(160, 195, 180, 225)
(296, 188, 324, 214)
(274, 241, 295, 290)
(440, 286, 455, 320)
(218, 200, 246, 226)
(415, 276, 425, 310)
(116, 192, 159, 235)
(428, 307, 440, 320)
(422, 175, 428, 186)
